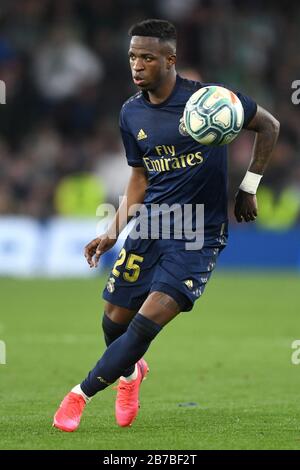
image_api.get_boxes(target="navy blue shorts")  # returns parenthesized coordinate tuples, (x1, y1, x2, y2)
(102, 236, 226, 312)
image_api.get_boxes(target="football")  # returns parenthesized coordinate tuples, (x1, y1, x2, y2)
(183, 85, 244, 146)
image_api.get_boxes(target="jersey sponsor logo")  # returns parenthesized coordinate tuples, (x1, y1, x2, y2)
(143, 145, 204, 173)
(137, 129, 148, 140)
(143, 152, 203, 173)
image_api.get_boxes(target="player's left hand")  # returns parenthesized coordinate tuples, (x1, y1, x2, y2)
(234, 190, 258, 223)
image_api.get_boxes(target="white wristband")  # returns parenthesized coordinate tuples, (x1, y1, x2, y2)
(239, 171, 263, 195)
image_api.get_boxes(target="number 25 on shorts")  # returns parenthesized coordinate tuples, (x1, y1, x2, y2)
(112, 248, 144, 283)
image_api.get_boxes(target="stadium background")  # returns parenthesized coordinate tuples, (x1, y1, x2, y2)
(0, 0, 299, 275)
(0, 0, 300, 451)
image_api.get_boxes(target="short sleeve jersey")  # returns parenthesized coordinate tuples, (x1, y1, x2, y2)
(119, 75, 257, 236)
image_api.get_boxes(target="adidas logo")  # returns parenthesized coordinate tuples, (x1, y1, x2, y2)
(137, 129, 147, 140)
(184, 279, 193, 290)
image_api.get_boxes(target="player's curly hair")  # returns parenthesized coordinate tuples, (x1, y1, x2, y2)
(128, 19, 177, 43)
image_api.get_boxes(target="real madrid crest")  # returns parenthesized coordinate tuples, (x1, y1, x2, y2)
(178, 116, 189, 136)
(106, 277, 116, 293)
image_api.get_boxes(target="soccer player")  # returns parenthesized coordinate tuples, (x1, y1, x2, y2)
(53, 19, 280, 432)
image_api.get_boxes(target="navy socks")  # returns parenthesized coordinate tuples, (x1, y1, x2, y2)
(81, 313, 162, 397)
(102, 314, 128, 346)
(102, 313, 134, 377)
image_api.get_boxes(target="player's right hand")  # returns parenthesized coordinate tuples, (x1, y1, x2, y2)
(84, 234, 116, 268)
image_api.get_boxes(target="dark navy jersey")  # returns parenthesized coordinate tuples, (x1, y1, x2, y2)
(119, 75, 257, 238)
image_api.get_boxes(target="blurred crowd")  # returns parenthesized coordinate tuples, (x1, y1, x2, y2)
(0, 0, 299, 224)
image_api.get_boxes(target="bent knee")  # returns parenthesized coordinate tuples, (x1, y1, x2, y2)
(104, 302, 137, 324)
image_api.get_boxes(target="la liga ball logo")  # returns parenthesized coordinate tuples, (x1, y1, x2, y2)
(183, 85, 244, 146)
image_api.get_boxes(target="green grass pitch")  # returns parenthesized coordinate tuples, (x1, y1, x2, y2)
(0, 273, 299, 450)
